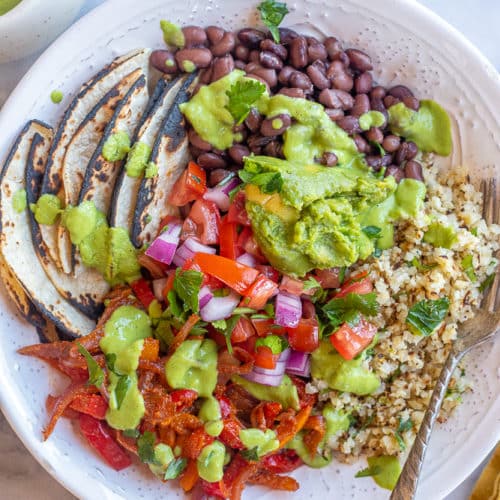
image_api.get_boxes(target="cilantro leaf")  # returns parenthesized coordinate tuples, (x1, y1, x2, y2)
(355, 465, 382, 478)
(362, 226, 382, 239)
(239, 169, 283, 194)
(303, 276, 321, 291)
(166, 289, 184, 317)
(460, 255, 477, 282)
(479, 273, 495, 292)
(241, 446, 260, 462)
(221, 315, 242, 354)
(257, 0, 289, 42)
(394, 417, 413, 451)
(255, 334, 288, 354)
(78, 344, 104, 388)
(338, 267, 346, 285)
(226, 79, 266, 124)
(137, 432, 161, 465)
(173, 269, 203, 313)
(114, 374, 132, 410)
(408, 256, 437, 271)
(164, 457, 187, 480)
(123, 428, 140, 439)
(406, 297, 449, 336)
(212, 319, 227, 330)
(105, 353, 117, 372)
(322, 292, 379, 330)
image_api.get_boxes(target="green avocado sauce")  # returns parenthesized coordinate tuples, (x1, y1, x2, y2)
(99, 305, 152, 430)
(239, 428, 279, 457)
(423, 221, 457, 249)
(145, 162, 158, 178)
(160, 20, 185, 48)
(0, 0, 22, 16)
(388, 100, 452, 156)
(30, 193, 61, 224)
(102, 131, 131, 162)
(12, 188, 27, 213)
(125, 141, 152, 177)
(50, 90, 64, 104)
(359, 111, 386, 131)
(231, 374, 300, 410)
(311, 341, 380, 395)
(165, 339, 218, 397)
(149, 443, 175, 478)
(197, 440, 226, 482)
(366, 455, 401, 490)
(199, 397, 223, 437)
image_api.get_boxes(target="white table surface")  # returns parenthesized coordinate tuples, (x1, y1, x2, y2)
(0, 0, 498, 498)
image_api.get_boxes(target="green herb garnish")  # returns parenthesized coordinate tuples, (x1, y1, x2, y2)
(362, 226, 382, 239)
(114, 374, 132, 410)
(408, 257, 437, 271)
(241, 446, 260, 462)
(322, 292, 379, 330)
(394, 417, 413, 451)
(122, 428, 140, 439)
(173, 268, 203, 313)
(226, 79, 266, 124)
(406, 297, 449, 336)
(78, 344, 104, 388)
(255, 334, 288, 354)
(239, 169, 283, 194)
(303, 276, 321, 291)
(137, 431, 161, 465)
(460, 255, 477, 282)
(355, 465, 382, 478)
(479, 273, 494, 292)
(257, 0, 289, 43)
(164, 457, 188, 480)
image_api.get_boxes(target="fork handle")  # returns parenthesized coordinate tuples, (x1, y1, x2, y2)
(390, 350, 462, 500)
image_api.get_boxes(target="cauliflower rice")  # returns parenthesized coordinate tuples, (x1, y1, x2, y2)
(308, 160, 500, 460)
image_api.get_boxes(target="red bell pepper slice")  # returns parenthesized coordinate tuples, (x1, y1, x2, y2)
(70, 394, 107, 420)
(192, 253, 259, 294)
(329, 317, 377, 360)
(130, 278, 155, 309)
(78, 414, 132, 471)
(240, 274, 278, 310)
(261, 450, 303, 473)
(286, 317, 320, 353)
(219, 216, 239, 260)
(219, 418, 245, 450)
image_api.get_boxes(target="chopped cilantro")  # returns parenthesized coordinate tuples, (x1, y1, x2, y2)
(470, 227, 478, 236)
(241, 446, 260, 462)
(105, 353, 117, 372)
(123, 428, 140, 439)
(78, 344, 104, 388)
(173, 268, 203, 313)
(239, 169, 283, 194)
(460, 255, 477, 282)
(322, 292, 379, 330)
(303, 276, 321, 290)
(212, 319, 227, 330)
(479, 273, 494, 292)
(255, 334, 288, 354)
(225, 78, 266, 124)
(408, 256, 437, 271)
(406, 297, 449, 336)
(394, 417, 412, 451)
(355, 465, 382, 478)
(362, 226, 382, 239)
(114, 374, 132, 410)
(164, 457, 187, 480)
(257, 0, 289, 43)
(137, 431, 161, 465)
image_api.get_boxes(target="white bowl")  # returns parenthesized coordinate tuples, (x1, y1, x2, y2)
(0, 0, 85, 63)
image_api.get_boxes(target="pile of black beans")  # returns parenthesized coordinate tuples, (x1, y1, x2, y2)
(151, 25, 424, 188)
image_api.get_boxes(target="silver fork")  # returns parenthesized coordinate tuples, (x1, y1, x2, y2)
(391, 178, 500, 500)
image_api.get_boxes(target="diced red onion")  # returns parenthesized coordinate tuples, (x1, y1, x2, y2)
(236, 252, 257, 267)
(198, 286, 213, 309)
(152, 278, 168, 302)
(184, 237, 216, 255)
(243, 369, 284, 387)
(274, 291, 302, 328)
(200, 292, 240, 322)
(219, 175, 241, 195)
(172, 237, 215, 267)
(285, 350, 311, 377)
(145, 223, 182, 265)
(203, 188, 230, 211)
(278, 348, 291, 363)
(172, 243, 194, 267)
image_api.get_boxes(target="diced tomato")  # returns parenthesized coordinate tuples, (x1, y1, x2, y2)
(216, 395, 234, 419)
(261, 450, 303, 474)
(219, 216, 240, 260)
(237, 335, 257, 355)
(201, 479, 228, 499)
(262, 401, 282, 424)
(183, 427, 214, 459)
(227, 191, 251, 226)
(335, 276, 373, 299)
(254, 345, 278, 369)
(286, 317, 320, 353)
(189, 199, 221, 245)
(219, 417, 244, 450)
(240, 274, 278, 310)
(255, 264, 280, 283)
(78, 414, 132, 471)
(237, 227, 266, 261)
(207, 327, 229, 348)
(192, 253, 259, 294)
(130, 278, 156, 308)
(314, 268, 341, 289)
(70, 394, 107, 419)
(158, 215, 182, 233)
(251, 318, 285, 337)
(279, 275, 306, 295)
(140, 338, 160, 361)
(329, 317, 377, 360)
(231, 316, 256, 343)
(181, 217, 199, 241)
(170, 389, 198, 410)
(168, 162, 206, 206)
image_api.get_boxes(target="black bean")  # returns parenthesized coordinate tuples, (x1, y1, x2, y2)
(370, 86, 386, 99)
(290, 37, 308, 68)
(404, 160, 423, 181)
(307, 41, 328, 63)
(252, 67, 278, 88)
(319, 88, 353, 110)
(245, 62, 261, 73)
(188, 129, 212, 151)
(365, 127, 384, 143)
(150, 50, 178, 74)
(263, 140, 284, 158)
(337, 116, 362, 134)
(289, 71, 313, 93)
(307, 62, 330, 90)
(385, 165, 405, 183)
(355, 72, 373, 94)
(324, 37, 342, 60)
(234, 44, 250, 62)
(211, 55, 234, 82)
(384, 95, 400, 108)
(228, 144, 250, 165)
(394, 142, 409, 165)
(260, 39, 288, 60)
(351, 94, 370, 116)
(245, 108, 263, 132)
(278, 87, 305, 98)
(209, 169, 233, 187)
(278, 65, 295, 85)
(326, 61, 353, 91)
(211, 32, 236, 57)
(389, 85, 414, 99)
(260, 114, 292, 136)
(249, 50, 260, 63)
(206, 26, 224, 45)
(353, 134, 370, 153)
(234, 60, 246, 70)
(370, 96, 387, 114)
(403, 95, 420, 111)
(382, 135, 401, 153)
(320, 152, 338, 166)
(189, 145, 205, 159)
(247, 134, 274, 154)
(259, 51, 283, 70)
(336, 52, 350, 66)
(199, 66, 213, 84)
(175, 48, 212, 70)
(182, 26, 207, 47)
(237, 28, 266, 48)
(406, 141, 418, 160)
(278, 27, 299, 45)
(345, 48, 373, 71)
(325, 108, 345, 121)
(366, 155, 385, 169)
(197, 152, 227, 170)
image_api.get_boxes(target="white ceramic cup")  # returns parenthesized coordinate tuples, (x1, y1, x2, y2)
(0, 0, 85, 63)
